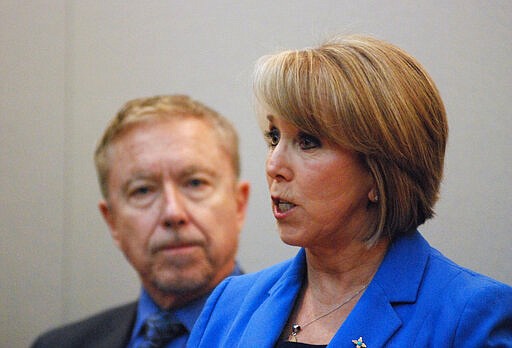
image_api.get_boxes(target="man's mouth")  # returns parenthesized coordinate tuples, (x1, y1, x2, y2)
(151, 239, 203, 255)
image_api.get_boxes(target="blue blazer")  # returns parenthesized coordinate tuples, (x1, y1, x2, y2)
(188, 231, 512, 347)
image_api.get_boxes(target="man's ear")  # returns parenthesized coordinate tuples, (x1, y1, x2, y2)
(235, 181, 250, 228)
(99, 199, 121, 249)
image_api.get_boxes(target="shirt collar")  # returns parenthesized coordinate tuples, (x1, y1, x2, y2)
(130, 262, 243, 340)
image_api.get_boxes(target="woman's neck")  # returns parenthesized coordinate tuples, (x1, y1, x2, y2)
(304, 238, 389, 301)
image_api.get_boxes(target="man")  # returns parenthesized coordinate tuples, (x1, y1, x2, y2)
(32, 95, 250, 348)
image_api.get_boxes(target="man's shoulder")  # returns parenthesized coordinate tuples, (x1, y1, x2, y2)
(31, 301, 137, 348)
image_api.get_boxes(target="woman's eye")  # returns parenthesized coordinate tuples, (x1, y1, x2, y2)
(264, 127, 280, 147)
(298, 132, 321, 150)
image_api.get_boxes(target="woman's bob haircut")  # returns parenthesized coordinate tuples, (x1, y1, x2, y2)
(253, 35, 448, 246)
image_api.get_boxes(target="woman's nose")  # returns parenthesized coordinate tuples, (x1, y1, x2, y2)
(266, 143, 293, 182)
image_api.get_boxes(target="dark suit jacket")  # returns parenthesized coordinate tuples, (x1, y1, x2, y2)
(31, 301, 137, 348)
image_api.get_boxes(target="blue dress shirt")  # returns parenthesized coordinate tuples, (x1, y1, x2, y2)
(128, 264, 243, 348)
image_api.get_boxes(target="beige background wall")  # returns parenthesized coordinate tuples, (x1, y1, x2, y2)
(1, 1, 511, 347)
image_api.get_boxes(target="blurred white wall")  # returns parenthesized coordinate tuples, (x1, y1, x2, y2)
(1, 1, 510, 347)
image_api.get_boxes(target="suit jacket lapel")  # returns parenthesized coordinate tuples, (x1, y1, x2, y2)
(98, 302, 137, 348)
(237, 249, 306, 346)
(328, 284, 401, 347)
(329, 231, 431, 347)
(236, 232, 430, 347)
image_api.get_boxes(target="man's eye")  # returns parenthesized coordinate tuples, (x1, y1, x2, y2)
(264, 127, 280, 147)
(126, 184, 157, 207)
(299, 132, 321, 150)
(188, 178, 205, 188)
(132, 186, 150, 196)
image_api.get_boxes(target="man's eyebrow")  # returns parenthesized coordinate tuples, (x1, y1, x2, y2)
(180, 166, 217, 177)
(120, 173, 155, 191)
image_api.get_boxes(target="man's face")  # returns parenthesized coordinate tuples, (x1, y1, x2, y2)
(100, 117, 249, 308)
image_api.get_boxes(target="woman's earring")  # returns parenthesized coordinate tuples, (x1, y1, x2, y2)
(369, 189, 379, 203)
(370, 190, 379, 203)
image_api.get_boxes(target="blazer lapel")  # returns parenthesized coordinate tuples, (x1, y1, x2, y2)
(329, 231, 430, 347)
(237, 250, 306, 347)
(328, 284, 401, 347)
(235, 232, 430, 347)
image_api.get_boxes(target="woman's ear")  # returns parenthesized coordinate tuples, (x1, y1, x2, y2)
(368, 187, 379, 203)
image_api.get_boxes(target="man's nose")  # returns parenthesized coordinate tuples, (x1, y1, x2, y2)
(161, 183, 188, 228)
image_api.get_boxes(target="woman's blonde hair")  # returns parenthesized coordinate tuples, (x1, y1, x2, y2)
(94, 94, 240, 199)
(253, 35, 448, 245)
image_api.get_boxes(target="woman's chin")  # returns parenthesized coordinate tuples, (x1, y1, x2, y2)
(278, 231, 303, 247)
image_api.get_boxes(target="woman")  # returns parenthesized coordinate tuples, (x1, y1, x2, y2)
(187, 35, 512, 347)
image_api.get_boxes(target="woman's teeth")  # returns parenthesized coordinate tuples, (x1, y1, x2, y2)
(278, 201, 295, 212)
